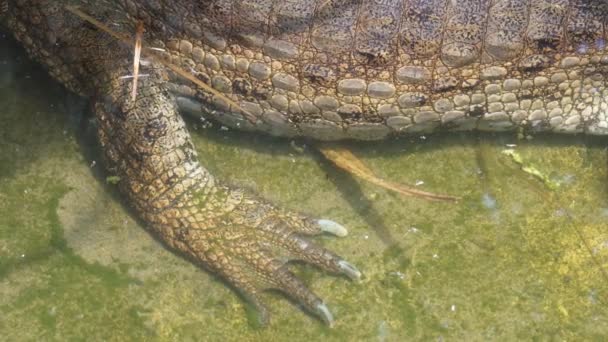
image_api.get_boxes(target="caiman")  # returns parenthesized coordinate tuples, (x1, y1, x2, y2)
(2, 0, 607, 325)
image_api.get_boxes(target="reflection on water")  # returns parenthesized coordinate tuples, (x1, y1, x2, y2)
(1, 31, 608, 340)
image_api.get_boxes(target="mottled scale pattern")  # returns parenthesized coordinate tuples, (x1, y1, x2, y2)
(112, 0, 608, 139)
(484, 0, 525, 61)
(5, 0, 364, 324)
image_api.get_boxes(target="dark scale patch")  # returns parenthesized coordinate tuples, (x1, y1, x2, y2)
(176, 227, 190, 242)
(462, 78, 480, 90)
(232, 78, 252, 96)
(195, 72, 211, 85)
(302, 64, 336, 85)
(519, 90, 534, 100)
(197, 90, 213, 104)
(353, 51, 389, 67)
(519, 54, 552, 73)
(252, 85, 271, 100)
(174, 225, 190, 242)
(531, 86, 555, 99)
(337, 107, 363, 121)
(534, 38, 560, 52)
(398, 92, 428, 108)
(127, 143, 146, 164)
(595, 64, 608, 78)
(183, 146, 197, 161)
(164, 173, 181, 189)
(150, 19, 168, 35)
(469, 105, 485, 117)
(287, 112, 303, 124)
(433, 76, 459, 92)
(143, 118, 168, 141)
(161, 89, 172, 98)
(102, 97, 128, 121)
(546, 93, 561, 102)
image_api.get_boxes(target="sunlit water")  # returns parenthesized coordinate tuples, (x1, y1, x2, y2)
(2, 31, 608, 340)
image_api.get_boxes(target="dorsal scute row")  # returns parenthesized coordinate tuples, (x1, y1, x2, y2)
(190, 1, 607, 68)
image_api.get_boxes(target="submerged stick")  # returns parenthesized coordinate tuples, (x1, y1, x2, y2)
(318, 145, 461, 202)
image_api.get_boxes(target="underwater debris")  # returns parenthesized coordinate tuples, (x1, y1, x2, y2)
(318, 145, 460, 202)
(502, 149, 560, 190)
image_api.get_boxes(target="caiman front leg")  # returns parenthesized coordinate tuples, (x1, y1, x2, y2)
(6, 1, 359, 323)
(94, 63, 361, 325)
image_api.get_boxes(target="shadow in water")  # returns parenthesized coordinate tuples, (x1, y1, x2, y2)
(313, 148, 397, 247)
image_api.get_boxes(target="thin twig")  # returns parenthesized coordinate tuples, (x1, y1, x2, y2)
(131, 21, 144, 101)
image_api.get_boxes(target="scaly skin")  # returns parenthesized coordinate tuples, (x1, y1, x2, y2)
(126, 0, 608, 140)
(2, 0, 608, 324)
(4, 1, 360, 325)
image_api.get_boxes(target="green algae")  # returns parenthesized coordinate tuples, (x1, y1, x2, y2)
(1, 32, 608, 341)
(502, 148, 561, 190)
(105, 176, 121, 185)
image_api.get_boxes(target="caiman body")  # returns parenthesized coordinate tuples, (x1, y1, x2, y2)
(3, 0, 608, 324)
(160, 0, 608, 140)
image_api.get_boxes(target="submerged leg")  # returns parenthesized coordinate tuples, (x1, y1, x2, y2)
(6, 2, 360, 325)
(94, 69, 360, 323)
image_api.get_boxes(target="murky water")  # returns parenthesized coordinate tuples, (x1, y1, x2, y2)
(2, 32, 608, 340)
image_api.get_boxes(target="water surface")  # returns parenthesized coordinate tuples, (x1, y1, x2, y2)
(1, 32, 608, 341)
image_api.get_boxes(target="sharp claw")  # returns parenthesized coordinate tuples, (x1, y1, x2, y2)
(317, 219, 348, 237)
(315, 302, 334, 327)
(338, 260, 362, 280)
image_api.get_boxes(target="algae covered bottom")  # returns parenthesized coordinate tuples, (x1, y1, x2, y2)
(4, 1, 608, 322)
(2, 32, 608, 340)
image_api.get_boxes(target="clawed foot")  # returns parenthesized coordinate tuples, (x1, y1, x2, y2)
(175, 189, 361, 326)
